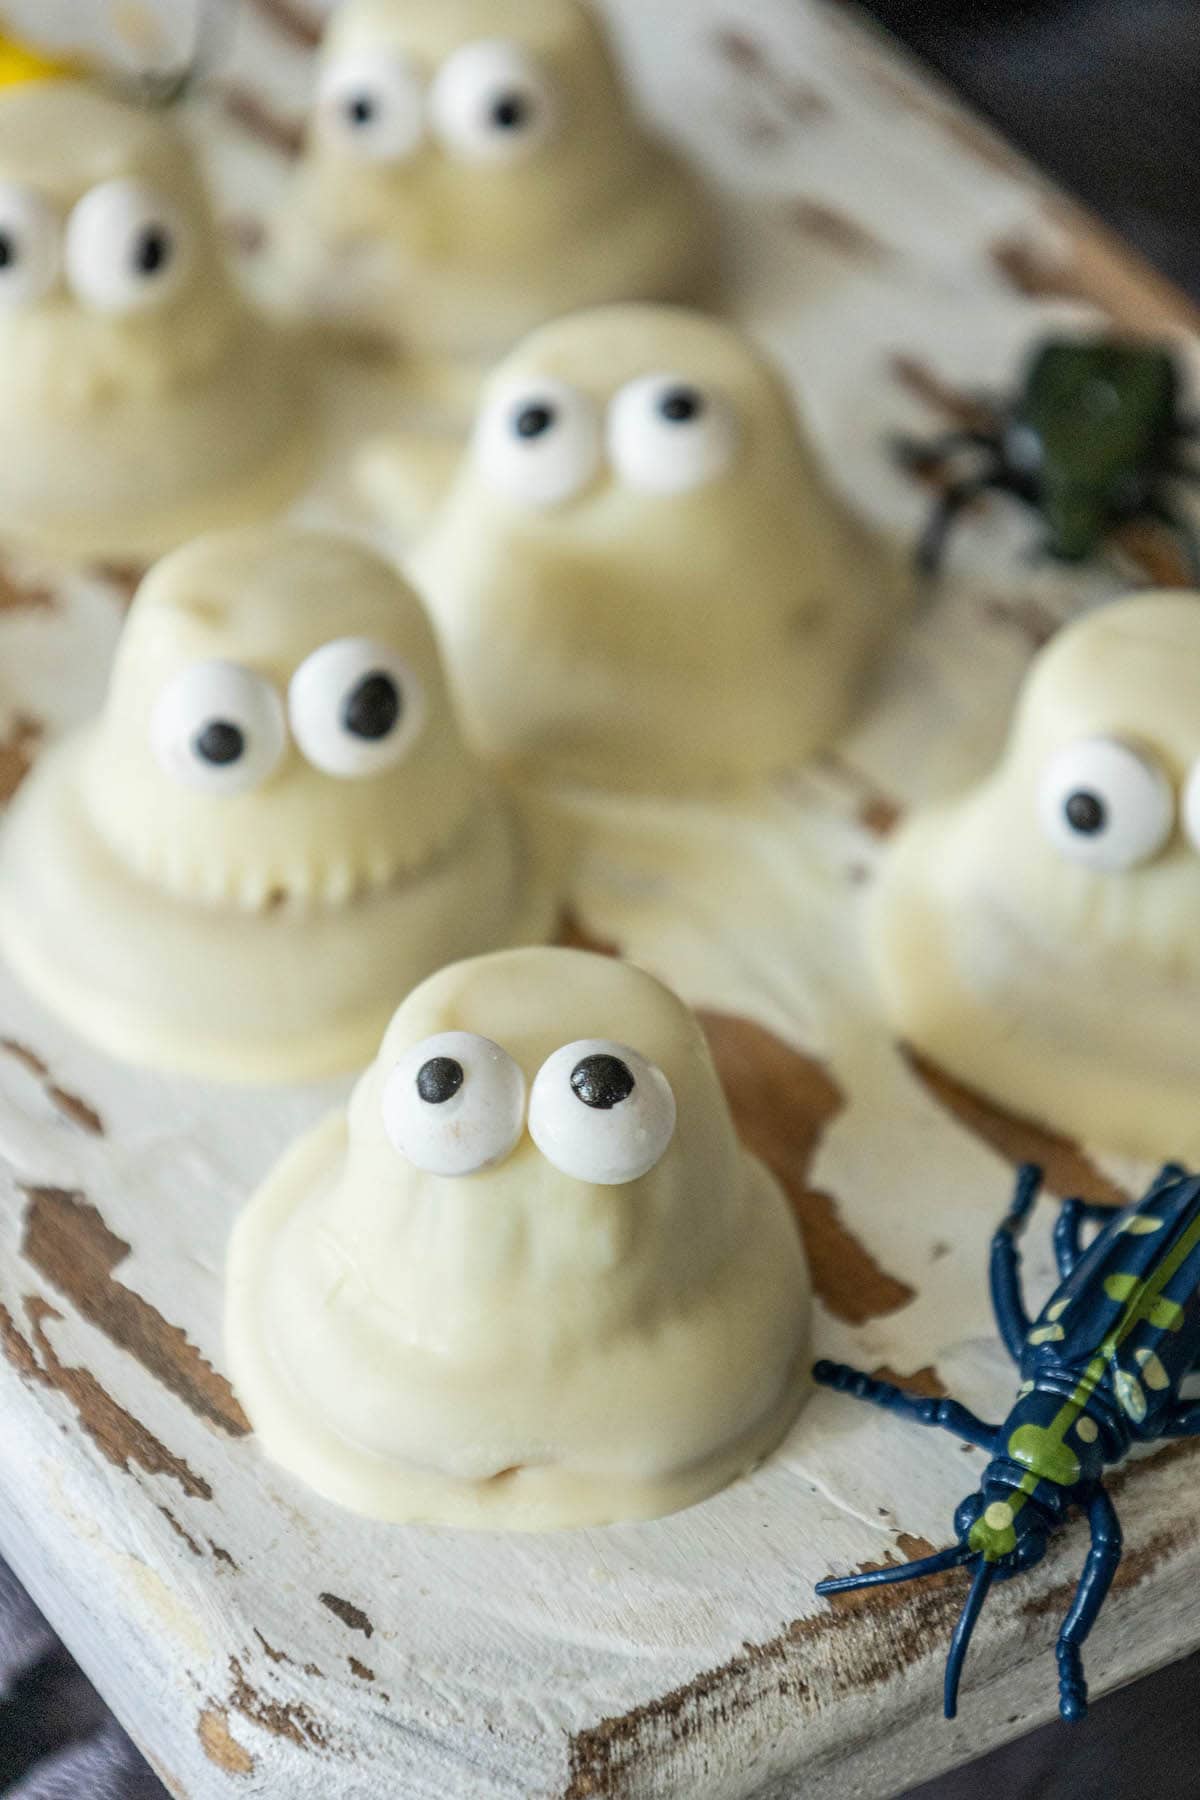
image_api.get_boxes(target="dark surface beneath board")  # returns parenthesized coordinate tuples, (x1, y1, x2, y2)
(3, 1, 1200, 1796)
(858, 0, 1200, 298)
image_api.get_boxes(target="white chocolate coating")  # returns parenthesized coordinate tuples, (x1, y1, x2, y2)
(226, 948, 811, 1527)
(0, 529, 552, 1081)
(0, 83, 310, 559)
(274, 0, 717, 383)
(408, 305, 907, 792)
(872, 593, 1200, 1162)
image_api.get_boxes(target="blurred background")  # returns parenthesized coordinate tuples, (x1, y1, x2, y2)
(860, 0, 1200, 297)
(2, 0, 1200, 1794)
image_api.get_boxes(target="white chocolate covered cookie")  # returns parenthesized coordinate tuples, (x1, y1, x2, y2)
(872, 593, 1200, 1161)
(0, 528, 551, 1080)
(407, 304, 906, 792)
(273, 0, 716, 393)
(0, 80, 310, 559)
(226, 947, 811, 1527)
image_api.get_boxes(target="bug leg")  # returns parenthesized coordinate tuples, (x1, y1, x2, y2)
(1160, 1400, 1200, 1436)
(892, 429, 998, 475)
(916, 465, 1018, 576)
(1053, 1198, 1115, 1281)
(1056, 1486, 1122, 1722)
(813, 1362, 1001, 1451)
(989, 1164, 1041, 1361)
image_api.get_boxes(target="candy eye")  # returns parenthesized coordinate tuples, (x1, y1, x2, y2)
(151, 660, 286, 796)
(474, 378, 601, 508)
(430, 39, 557, 163)
(382, 1031, 526, 1176)
(1037, 737, 1174, 872)
(65, 180, 191, 315)
(528, 1040, 676, 1185)
(288, 637, 425, 780)
(607, 374, 739, 496)
(0, 183, 58, 308)
(316, 51, 425, 161)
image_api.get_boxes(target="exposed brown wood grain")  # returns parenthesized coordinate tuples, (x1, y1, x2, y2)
(21, 1187, 251, 1436)
(870, 1365, 947, 1400)
(711, 26, 830, 122)
(158, 1506, 204, 1558)
(1036, 201, 1200, 339)
(319, 1593, 374, 1638)
(220, 86, 305, 158)
(349, 1658, 376, 1682)
(89, 562, 147, 606)
(0, 1297, 211, 1498)
(0, 565, 53, 615)
(227, 1656, 329, 1751)
(245, 0, 322, 49)
(0, 1041, 104, 1135)
(564, 1558, 972, 1799)
(0, 714, 41, 806)
(983, 594, 1062, 652)
(903, 1050, 1129, 1208)
(702, 1013, 915, 1325)
(816, 752, 906, 839)
(889, 355, 994, 431)
(197, 1708, 254, 1776)
(789, 199, 889, 263)
(554, 917, 914, 1325)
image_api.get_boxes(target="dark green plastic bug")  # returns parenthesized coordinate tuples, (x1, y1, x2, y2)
(897, 337, 1200, 577)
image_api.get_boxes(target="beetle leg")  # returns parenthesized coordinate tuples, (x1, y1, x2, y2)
(813, 1361, 1001, 1451)
(989, 1165, 1041, 1361)
(1053, 1198, 1114, 1281)
(917, 465, 1016, 575)
(1056, 1486, 1123, 1722)
(892, 429, 998, 475)
(1159, 1400, 1200, 1436)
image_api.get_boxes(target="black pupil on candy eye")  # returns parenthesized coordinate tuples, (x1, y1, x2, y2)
(417, 1056, 465, 1104)
(194, 720, 245, 766)
(0, 232, 15, 270)
(660, 387, 703, 424)
(571, 1054, 635, 1110)
(134, 227, 170, 276)
(347, 93, 377, 126)
(1065, 790, 1106, 835)
(343, 672, 400, 741)
(515, 403, 555, 439)
(491, 91, 528, 130)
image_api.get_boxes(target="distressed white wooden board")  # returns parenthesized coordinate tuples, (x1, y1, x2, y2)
(1, 2, 1200, 1798)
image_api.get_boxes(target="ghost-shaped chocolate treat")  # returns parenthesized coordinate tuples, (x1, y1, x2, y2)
(0, 528, 551, 1079)
(406, 304, 905, 792)
(274, 0, 716, 392)
(0, 80, 310, 559)
(226, 947, 812, 1526)
(872, 593, 1200, 1161)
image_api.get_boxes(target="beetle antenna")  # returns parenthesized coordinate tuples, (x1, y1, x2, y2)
(816, 1542, 976, 1596)
(943, 1557, 995, 1719)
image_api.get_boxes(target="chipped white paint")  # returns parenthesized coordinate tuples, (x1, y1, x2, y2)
(0, 3, 1199, 1799)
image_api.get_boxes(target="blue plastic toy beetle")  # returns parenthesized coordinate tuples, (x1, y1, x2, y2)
(814, 1163, 1200, 1722)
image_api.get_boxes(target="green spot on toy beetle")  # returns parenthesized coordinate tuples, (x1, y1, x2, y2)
(1008, 1422, 1082, 1487)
